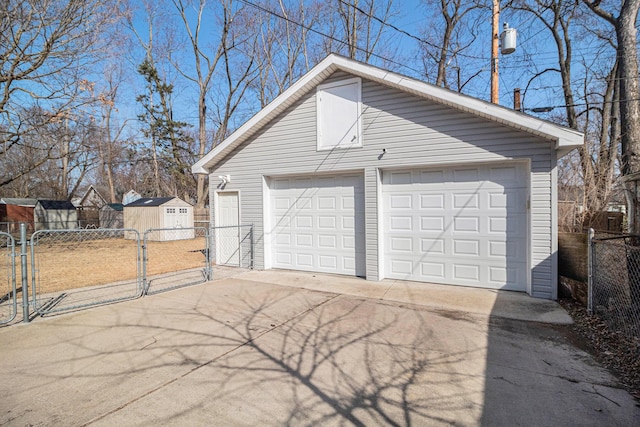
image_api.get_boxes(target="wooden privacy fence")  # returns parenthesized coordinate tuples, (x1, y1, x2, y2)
(558, 232, 588, 304)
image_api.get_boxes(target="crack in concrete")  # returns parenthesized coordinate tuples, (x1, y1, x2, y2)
(80, 293, 341, 426)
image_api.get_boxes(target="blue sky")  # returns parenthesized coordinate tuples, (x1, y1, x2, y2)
(115, 0, 604, 140)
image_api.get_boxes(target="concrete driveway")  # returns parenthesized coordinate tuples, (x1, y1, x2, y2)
(0, 270, 638, 426)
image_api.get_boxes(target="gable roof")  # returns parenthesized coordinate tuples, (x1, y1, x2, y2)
(192, 54, 584, 174)
(79, 185, 108, 207)
(37, 200, 76, 210)
(124, 197, 176, 207)
(0, 198, 38, 207)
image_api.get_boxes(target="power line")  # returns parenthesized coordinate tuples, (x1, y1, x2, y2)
(236, 0, 425, 76)
(336, 0, 488, 61)
(524, 97, 640, 113)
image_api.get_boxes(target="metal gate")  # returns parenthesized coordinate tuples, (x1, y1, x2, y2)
(30, 229, 143, 315)
(143, 227, 211, 295)
(0, 232, 17, 324)
(4, 223, 254, 323)
(209, 224, 254, 281)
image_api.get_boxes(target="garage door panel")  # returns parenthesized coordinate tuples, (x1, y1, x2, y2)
(318, 234, 337, 248)
(421, 238, 445, 254)
(421, 261, 445, 278)
(383, 163, 528, 291)
(421, 216, 445, 231)
(318, 196, 336, 209)
(453, 264, 480, 281)
(420, 170, 445, 183)
(296, 233, 313, 247)
(453, 239, 480, 256)
(296, 253, 313, 267)
(453, 168, 480, 182)
(276, 252, 292, 265)
(271, 173, 365, 276)
(296, 197, 312, 210)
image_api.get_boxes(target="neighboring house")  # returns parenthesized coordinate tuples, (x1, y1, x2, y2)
(122, 189, 142, 205)
(192, 54, 584, 300)
(0, 198, 37, 234)
(99, 203, 124, 229)
(123, 197, 194, 241)
(34, 200, 78, 230)
(75, 185, 108, 228)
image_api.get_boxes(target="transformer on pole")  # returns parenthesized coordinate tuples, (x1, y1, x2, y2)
(491, 1, 517, 105)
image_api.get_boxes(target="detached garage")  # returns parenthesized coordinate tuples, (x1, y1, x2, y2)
(192, 54, 583, 299)
(124, 197, 194, 241)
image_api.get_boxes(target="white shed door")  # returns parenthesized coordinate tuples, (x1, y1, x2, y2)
(382, 164, 528, 291)
(163, 207, 194, 240)
(270, 174, 365, 276)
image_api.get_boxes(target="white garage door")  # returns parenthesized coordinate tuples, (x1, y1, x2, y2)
(382, 163, 528, 291)
(270, 174, 365, 276)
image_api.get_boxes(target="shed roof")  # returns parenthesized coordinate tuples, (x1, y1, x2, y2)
(103, 203, 124, 212)
(125, 197, 175, 207)
(192, 53, 584, 174)
(0, 198, 38, 207)
(37, 200, 76, 210)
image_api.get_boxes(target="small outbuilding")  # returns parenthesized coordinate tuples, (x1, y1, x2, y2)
(0, 198, 37, 234)
(123, 197, 194, 241)
(99, 203, 124, 229)
(34, 200, 78, 230)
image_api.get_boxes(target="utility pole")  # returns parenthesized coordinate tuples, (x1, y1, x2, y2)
(491, 0, 500, 104)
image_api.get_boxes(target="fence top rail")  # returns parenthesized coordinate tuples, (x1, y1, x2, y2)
(210, 224, 254, 229)
(144, 226, 208, 232)
(592, 234, 640, 242)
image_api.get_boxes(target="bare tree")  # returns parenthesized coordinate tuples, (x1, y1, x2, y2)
(252, 0, 319, 107)
(321, 0, 397, 63)
(419, 0, 485, 90)
(0, 0, 117, 189)
(584, 0, 640, 232)
(94, 65, 132, 203)
(171, 0, 257, 207)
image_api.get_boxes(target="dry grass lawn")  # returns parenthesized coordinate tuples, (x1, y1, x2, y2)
(1, 237, 208, 294)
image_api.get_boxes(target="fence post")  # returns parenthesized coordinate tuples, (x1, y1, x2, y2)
(250, 224, 254, 269)
(587, 228, 594, 315)
(142, 233, 148, 296)
(20, 223, 30, 323)
(206, 228, 212, 281)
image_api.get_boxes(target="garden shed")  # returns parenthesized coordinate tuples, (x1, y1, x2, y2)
(0, 198, 37, 234)
(34, 200, 78, 230)
(123, 197, 194, 241)
(193, 54, 584, 300)
(99, 203, 124, 229)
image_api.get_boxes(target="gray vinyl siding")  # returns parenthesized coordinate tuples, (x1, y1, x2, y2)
(209, 72, 557, 298)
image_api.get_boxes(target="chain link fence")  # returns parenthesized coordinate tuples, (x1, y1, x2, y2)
(30, 229, 142, 315)
(210, 225, 254, 281)
(0, 223, 254, 323)
(589, 230, 640, 340)
(0, 232, 17, 324)
(143, 227, 211, 295)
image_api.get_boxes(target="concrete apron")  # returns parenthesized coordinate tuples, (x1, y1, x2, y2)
(242, 269, 574, 324)
(0, 271, 637, 426)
